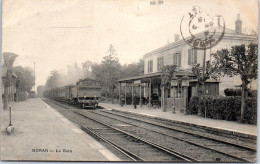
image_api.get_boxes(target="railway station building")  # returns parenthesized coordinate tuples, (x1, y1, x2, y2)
(118, 14, 257, 113)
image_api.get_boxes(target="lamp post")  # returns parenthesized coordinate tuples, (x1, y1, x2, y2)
(9, 107, 12, 126)
(6, 107, 14, 134)
(172, 74, 177, 114)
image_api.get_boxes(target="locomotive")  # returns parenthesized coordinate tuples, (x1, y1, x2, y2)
(44, 78, 101, 109)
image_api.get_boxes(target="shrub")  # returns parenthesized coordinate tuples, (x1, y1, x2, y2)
(249, 90, 257, 97)
(17, 91, 28, 102)
(186, 96, 199, 115)
(224, 88, 241, 96)
(186, 96, 257, 125)
(224, 88, 257, 97)
(244, 97, 257, 124)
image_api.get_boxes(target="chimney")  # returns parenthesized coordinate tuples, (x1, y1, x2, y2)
(235, 14, 242, 34)
(174, 34, 180, 42)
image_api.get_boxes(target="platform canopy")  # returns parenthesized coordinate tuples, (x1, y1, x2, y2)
(118, 70, 196, 83)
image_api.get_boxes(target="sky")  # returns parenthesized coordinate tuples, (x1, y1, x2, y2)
(2, 0, 258, 90)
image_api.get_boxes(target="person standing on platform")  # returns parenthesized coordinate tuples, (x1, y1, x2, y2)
(133, 94, 138, 109)
(120, 95, 125, 107)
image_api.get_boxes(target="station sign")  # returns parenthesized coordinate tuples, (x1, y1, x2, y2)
(182, 81, 189, 86)
(171, 81, 189, 86)
(134, 80, 141, 84)
(120, 83, 126, 87)
(171, 81, 178, 86)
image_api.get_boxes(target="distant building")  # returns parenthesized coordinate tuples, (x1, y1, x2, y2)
(118, 14, 257, 112)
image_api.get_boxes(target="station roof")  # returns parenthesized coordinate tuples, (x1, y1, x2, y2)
(118, 70, 196, 83)
(188, 79, 220, 83)
(118, 72, 162, 82)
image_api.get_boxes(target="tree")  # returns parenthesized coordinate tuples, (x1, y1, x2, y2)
(2, 52, 18, 109)
(13, 66, 35, 101)
(13, 66, 35, 93)
(65, 63, 85, 85)
(45, 62, 87, 90)
(121, 60, 144, 78)
(161, 65, 176, 112)
(92, 45, 121, 102)
(212, 43, 258, 122)
(45, 70, 60, 90)
(192, 61, 217, 95)
(81, 60, 93, 78)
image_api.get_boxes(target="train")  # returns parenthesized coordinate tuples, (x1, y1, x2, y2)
(44, 78, 102, 109)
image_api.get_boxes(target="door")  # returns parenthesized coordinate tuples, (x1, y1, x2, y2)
(173, 86, 184, 111)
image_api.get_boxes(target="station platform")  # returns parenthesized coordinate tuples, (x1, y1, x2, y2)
(0, 98, 120, 161)
(99, 103, 257, 137)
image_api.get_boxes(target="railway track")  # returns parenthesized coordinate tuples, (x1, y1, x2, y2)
(43, 99, 196, 162)
(79, 110, 256, 162)
(108, 109, 257, 143)
(43, 98, 256, 162)
(75, 110, 197, 162)
(100, 110, 256, 150)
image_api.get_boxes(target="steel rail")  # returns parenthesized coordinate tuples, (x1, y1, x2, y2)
(78, 122, 144, 161)
(44, 99, 143, 161)
(90, 110, 254, 162)
(74, 110, 198, 162)
(45, 99, 254, 162)
(103, 110, 256, 152)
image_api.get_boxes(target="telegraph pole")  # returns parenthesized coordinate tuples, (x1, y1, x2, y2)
(201, 32, 208, 95)
(201, 47, 206, 95)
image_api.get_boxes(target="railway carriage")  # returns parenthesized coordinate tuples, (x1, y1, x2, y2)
(56, 85, 73, 102)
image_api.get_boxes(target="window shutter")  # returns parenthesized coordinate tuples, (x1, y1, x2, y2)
(157, 58, 159, 71)
(188, 50, 191, 65)
(151, 60, 153, 72)
(148, 61, 150, 72)
(178, 53, 181, 67)
(173, 54, 177, 65)
(161, 58, 163, 69)
(194, 49, 197, 64)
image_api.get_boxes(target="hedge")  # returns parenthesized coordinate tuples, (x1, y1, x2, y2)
(224, 88, 257, 97)
(186, 96, 257, 125)
(224, 89, 242, 96)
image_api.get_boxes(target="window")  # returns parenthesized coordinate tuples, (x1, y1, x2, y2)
(148, 60, 153, 73)
(188, 49, 197, 65)
(157, 58, 163, 71)
(173, 53, 181, 67)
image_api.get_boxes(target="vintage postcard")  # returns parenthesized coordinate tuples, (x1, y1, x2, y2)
(1, 0, 258, 162)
